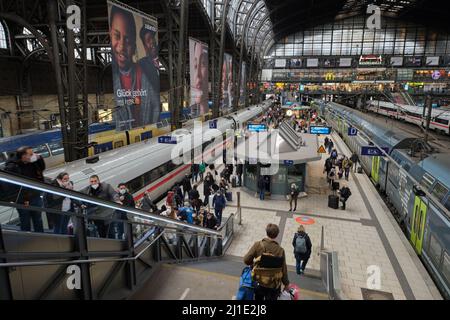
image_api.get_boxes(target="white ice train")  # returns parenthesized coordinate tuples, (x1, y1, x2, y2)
(366, 100, 450, 135)
(44, 101, 272, 204)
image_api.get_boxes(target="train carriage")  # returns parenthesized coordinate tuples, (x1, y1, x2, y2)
(315, 99, 450, 299)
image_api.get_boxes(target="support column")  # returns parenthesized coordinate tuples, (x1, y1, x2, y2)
(211, 0, 230, 119)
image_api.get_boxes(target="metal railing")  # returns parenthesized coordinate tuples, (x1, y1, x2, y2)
(0, 171, 233, 300)
(318, 226, 347, 300)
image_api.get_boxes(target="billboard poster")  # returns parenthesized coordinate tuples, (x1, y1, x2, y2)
(274, 59, 286, 68)
(322, 58, 336, 68)
(221, 53, 233, 111)
(239, 62, 246, 106)
(189, 38, 209, 117)
(107, 0, 160, 131)
(404, 56, 422, 67)
(339, 57, 352, 67)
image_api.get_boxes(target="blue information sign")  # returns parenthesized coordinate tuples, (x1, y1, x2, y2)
(361, 146, 389, 156)
(158, 136, 178, 144)
(309, 126, 331, 135)
(247, 123, 268, 132)
(348, 127, 358, 136)
(209, 119, 217, 129)
(284, 160, 294, 166)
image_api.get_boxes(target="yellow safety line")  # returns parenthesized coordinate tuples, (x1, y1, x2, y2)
(161, 264, 329, 299)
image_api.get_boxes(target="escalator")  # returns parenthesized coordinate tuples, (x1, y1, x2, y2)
(0, 171, 332, 300)
(0, 171, 233, 300)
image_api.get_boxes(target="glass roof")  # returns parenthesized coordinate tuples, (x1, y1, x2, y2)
(203, 0, 273, 50)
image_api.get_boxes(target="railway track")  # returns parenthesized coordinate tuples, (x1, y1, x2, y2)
(358, 111, 450, 152)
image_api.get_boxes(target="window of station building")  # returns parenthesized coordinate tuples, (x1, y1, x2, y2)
(0, 22, 7, 49)
(265, 16, 450, 61)
(431, 182, 448, 203)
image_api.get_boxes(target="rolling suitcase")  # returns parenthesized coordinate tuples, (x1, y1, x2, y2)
(328, 195, 339, 209)
(226, 192, 232, 202)
(357, 166, 363, 174)
(232, 176, 238, 188)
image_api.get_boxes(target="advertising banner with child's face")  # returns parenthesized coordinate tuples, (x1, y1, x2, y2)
(108, 0, 160, 130)
(221, 53, 233, 112)
(189, 38, 209, 117)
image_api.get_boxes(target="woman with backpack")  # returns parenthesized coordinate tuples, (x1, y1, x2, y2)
(292, 225, 312, 275)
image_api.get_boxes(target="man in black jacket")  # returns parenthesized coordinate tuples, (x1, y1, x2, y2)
(203, 210, 217, 230)
(111, 183, 135, 239)
(182, 174, 192, 200)
(3, 146, 45, 232)
(188, 184, 201, 212)
(82, 175, 120, 238)
(236, 163, 243, 186)
(339, 184, 352, 210)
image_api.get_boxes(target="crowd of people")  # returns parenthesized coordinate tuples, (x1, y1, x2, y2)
(323, 137, 356, 210)
(0, 145, 244, 237)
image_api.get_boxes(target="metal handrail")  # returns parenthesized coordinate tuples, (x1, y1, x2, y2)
(0, 171, 221, 236)
(0, 229, 164, 268)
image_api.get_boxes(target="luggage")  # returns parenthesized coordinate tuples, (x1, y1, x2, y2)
(357, 166, 363, 174)
(226, 191, 232, 202)
(328, 195, 339, 209)
(232, 176, 238, 188)
(208, 194, 215, 208)
(236, 266, 255, 300)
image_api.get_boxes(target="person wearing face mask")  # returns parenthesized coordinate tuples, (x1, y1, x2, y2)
(47, 172, 76, 234)
(3, 146, 45, 232)
(110, 183, 135, 239)
(82, 175, 120, 238)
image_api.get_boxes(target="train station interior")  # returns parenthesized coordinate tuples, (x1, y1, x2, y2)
(0, 0, 449, 303)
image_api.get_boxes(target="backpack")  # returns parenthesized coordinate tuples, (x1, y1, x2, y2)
(251, 242, 284, 290)
(294, 234, 307, 254)
(341, 187, 352, 199)
(236, 266, 255, 300)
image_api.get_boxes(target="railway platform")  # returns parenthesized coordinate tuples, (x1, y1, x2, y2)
(154, 130, 443, 300)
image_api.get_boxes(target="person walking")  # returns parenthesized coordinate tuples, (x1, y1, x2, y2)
(350, 152, 359, 173)
(343, 157, 353, 181)
(141, 191, 157, 212)
(203, 210, 218, 230)
(327, 140, 334, 154)
(292, 225, 312, 275)
(189, 184, 201, 213)
(3, 146, 46, 232)
(257, 175, 265, 200)
(236, 163, 243, 186)
(328, 167, 336, 189)
(339, 184, 352, 210)
(48, 172, 76, 235)
(244, 224, 290, 301)
(289, 183, 300, 212)
(111, 183, 135, 239)
(191, 163, 199, 183)
(199, 161, 206, 181)
(212, 190, 226, 227)
(181, 174, 192, 200)
(324, 137, 329, 149)
(82, 175, 120, 238)
(203, 172, 214, 205)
